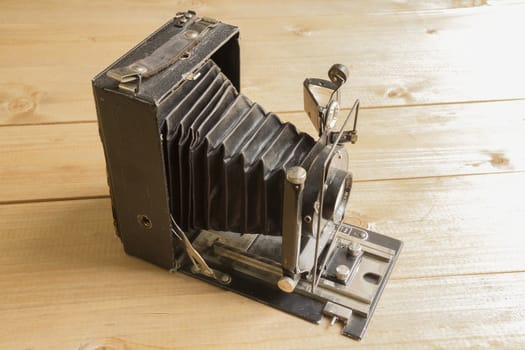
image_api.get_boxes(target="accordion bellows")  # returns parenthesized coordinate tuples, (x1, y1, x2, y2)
(166, 60, 318, 235)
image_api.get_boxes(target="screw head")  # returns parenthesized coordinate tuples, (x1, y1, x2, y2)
(348, 241, 362, 257)
(219, 273, 231, 284)
(335, 264, 351, 282)
(286, 166, 307, 185)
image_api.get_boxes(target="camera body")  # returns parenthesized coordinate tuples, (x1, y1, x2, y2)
(93, 11, 401, 340)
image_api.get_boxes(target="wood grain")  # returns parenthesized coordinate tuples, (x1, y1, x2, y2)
(2, 272, 524, 350)
(350, 172, 525, 279)
(2, 1, 525, 348)
(0, 122, 107, 203)
(1, 194, 524, 349)
(1, 173, 524, 279)
(2, 2, 525, 125)
(2, 100, 523, 203)
(1, 0, 511, 23)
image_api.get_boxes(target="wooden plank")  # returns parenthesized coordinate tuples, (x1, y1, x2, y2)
(0, 197, 524, 348)
(1, 0, 514, 25)
(2, 2, 524, 349)
(0, 272, 523, 349)
(1, 172, 524, 279)
(350, 172, 525, 279)
(2, 3, 525, 124)
(283, 100, 525, 182)
(0, 122, 107, 203)
(2, 100, 524, 203)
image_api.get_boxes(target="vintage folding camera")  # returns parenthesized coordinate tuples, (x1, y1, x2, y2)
(93, 11, 402, 340)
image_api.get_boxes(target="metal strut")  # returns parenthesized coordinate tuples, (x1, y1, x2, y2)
(170, 215, 231, 284)
(311, 98, 360, 293)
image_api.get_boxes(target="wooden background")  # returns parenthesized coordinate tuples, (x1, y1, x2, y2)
(1, 1, 524, 349)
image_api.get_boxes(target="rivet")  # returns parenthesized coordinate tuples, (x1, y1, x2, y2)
(184, 30, 198, 39)
(348, 241, 362, 257)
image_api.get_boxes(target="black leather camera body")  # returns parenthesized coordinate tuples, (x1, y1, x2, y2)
(93, 11, 401, 340)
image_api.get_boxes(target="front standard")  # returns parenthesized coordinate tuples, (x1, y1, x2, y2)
(92, 11, 402, 340)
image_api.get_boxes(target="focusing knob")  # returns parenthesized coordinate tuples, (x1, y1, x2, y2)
(328, 64, 349, 87)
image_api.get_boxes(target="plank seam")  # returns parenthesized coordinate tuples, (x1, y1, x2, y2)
(1, 97, 525, 128)
(0, 195, 110, 206)
(390, 269, 525, 282)
(2, 170, 524, 206)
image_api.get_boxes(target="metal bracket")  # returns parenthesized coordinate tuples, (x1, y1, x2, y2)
(188, 222, 402, 341)
(328, 102, 360, 144)
(303, 64, 360, 145)
(169, 215, 231, 284)
(303, 64, 348, 136)
(311, 98, 359, 293)
(303, 78, 339, 136)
